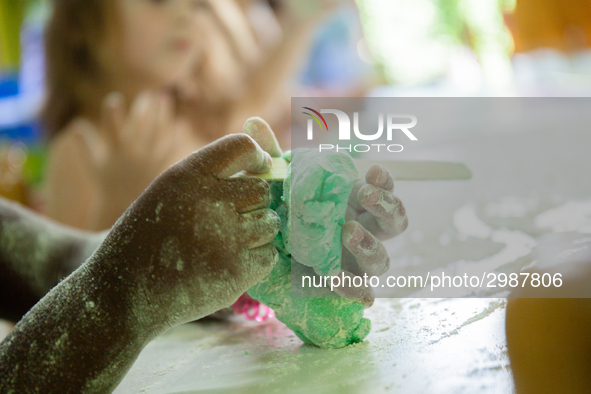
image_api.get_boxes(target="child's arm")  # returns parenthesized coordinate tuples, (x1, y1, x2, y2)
(182, 0, 348, 135)
(0, 134, 279, 392)
(0, 197, 105, 322)
(228, 0, 343, 125)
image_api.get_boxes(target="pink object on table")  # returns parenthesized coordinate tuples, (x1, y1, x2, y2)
(232, 293, 275, 322)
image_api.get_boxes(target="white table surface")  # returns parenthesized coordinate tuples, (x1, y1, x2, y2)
(115, 298, 511, 394)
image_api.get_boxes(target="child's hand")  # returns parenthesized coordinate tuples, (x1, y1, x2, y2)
(101, 133, 280, 331)
(342, 165, 408, 272)
(0, 134, 280, 392)
(73, 91, 193, 229)
(334, 166, 408, 305)
(243, 117, 408, 307)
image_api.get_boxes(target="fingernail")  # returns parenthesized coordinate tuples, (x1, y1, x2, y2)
(361, 186, 380, 204)
(353, 222, 363, 240)
(343, 221, 361, 243)
(243, 117, 260, 135)
(361, 297, 374, 309)
(376, 165, 387, 184)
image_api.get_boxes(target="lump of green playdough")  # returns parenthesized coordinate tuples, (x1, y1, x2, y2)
(284, 148, 358, 276)
(248, 149, 371, 349)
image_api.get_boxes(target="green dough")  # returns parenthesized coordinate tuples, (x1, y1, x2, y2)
(284, 149, 359, 276)
(248, 149, 371, 349)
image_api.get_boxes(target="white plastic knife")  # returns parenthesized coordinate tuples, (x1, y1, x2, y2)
(248, 157, 472, 181)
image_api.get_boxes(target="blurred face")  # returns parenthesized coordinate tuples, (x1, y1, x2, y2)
(113, 0, 207, 86)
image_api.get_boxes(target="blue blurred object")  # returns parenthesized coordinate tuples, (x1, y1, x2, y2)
(0, 1, 47, 144)
(0, 72, 43, 143)
(300, 8, 371, 92)
(0, 119, 42, 143)
(0, 72, 41, 143)
(0, 73, 19, 97)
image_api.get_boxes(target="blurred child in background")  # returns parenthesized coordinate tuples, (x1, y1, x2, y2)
(43, 0, 206, 230)
(36, 0, 407, 326)
(0, 121, 409, 391)
(42, 0, 347, 231)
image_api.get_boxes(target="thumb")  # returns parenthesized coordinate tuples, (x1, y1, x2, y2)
(184, 133, 272, 178)
(100, 92, 126, 147)
(243, 117, 283, 158)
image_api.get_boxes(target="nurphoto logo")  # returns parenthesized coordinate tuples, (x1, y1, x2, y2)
(302, 107, 418, 153)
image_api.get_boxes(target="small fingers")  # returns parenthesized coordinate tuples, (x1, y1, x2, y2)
(127, 91, 156, 146)
(342, 221, 390, 276)
(347, 180, 365, 213)
(239, 208, 281, 249)
(72, 118, 108, 170)
(223, 177, 271, 213)
(241, 243, 279, 285)
(357, 184, 408, 240)
(243, 117, 283, 158)
(364, 164, 394, 192)
(189, 134, 272, 178)
(332, 271, 375, 309)
(348, 165, 395, 217)
(100, 92, 125, 147)
(208, 0, 262, 65)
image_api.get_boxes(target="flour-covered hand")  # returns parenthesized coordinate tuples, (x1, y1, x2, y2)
(342, 165, 408, 270)
(242, 117, 408, 309)
(100, 133, 280, 330)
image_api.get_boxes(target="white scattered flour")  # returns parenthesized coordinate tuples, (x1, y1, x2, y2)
(535, 199, 591, 234)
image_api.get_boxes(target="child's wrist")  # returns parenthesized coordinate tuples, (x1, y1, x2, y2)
(0, 257, 153, 392)
(83, 250, 167, 341)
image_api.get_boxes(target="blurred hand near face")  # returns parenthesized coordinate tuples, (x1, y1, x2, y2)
(72, 91, 194, 229)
